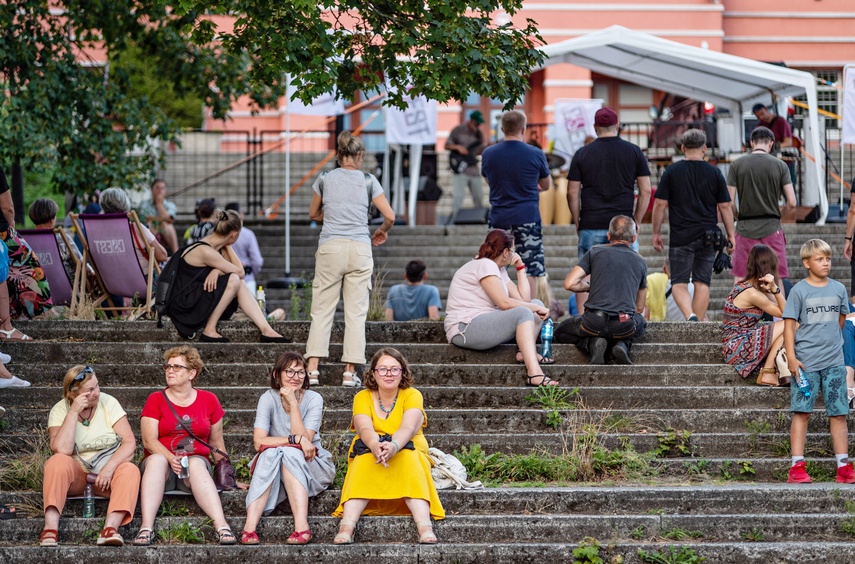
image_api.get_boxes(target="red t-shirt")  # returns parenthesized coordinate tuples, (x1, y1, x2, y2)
(141, 389, 224, 460)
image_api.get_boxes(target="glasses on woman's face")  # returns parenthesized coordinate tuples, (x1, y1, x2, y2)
(373, 366, 402, 377)
(163, 363, 190, 373)
(284, 369, 307, 379)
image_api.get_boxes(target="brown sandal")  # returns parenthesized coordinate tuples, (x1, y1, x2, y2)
(756, 367, 779, 387)
(40, 529, 58, 547)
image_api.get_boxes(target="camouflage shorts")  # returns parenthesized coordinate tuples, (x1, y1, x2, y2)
(491, 221, 545, 277)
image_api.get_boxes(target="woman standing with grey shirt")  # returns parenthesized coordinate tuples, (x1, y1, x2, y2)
(306, 131, 395, 387)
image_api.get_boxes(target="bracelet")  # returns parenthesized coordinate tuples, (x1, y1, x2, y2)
(515, 265, 526, 271)
(390, 440, 400, 452)
(288, 434, 295, 444)
(847, 237, 852, 241)
(772, 287, 781, 295)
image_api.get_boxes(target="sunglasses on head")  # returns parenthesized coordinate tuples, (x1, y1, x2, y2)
(68, 366, 94, 389)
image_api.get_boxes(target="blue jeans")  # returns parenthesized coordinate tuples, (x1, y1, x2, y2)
(578, 229, 639, 259)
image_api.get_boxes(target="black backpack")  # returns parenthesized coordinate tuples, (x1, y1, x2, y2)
(154, 242, 205, 328)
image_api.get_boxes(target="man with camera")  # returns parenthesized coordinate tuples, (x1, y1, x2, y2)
(445, 110, 486, 224)
(652, 129, 734, 321)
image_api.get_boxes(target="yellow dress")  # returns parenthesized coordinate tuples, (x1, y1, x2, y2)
(332, 387, 445, 519)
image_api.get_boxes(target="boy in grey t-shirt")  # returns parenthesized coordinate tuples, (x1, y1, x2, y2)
(783, 239, 851, 484)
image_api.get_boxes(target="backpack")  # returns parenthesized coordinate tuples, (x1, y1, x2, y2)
(318, 171, 376, 220)
(427, 447, 483, 490)
(153, 242, 205, 328)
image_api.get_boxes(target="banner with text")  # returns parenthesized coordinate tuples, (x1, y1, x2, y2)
(551, 99, 604, 165)
(385, 93, 438, 145)
(286, 82, 345, 116)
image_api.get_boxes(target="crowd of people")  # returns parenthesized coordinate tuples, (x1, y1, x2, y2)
(2, 108, 854, 544)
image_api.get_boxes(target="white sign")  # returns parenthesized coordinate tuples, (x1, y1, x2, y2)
(386, 93, 438, 145)
(551, 98, 604, 165)
(286, 82, 345, 116)
(843, 65, 855, 145)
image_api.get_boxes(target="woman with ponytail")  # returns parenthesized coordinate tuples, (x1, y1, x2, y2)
(305, 131, 395, 387)
(444, 229, 559, 387)
(164, 209, 290, 343)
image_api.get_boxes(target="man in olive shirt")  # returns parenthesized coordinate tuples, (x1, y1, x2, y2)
(727, 126, 796, 287)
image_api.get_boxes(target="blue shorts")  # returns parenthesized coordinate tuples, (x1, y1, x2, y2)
(790, 365, 848, 416)
(578, 229, 639, 259)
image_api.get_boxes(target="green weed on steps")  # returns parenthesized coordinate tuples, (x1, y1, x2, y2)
(638, 546, 706, 564)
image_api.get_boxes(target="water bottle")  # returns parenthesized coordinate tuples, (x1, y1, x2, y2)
(177, 445, 190, 479)
(796, 368, 811, 399)
(82, 474, 96, 518)
(540, 318, 554, 360)
(256, 286, 266, 315)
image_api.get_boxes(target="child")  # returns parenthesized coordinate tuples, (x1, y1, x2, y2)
(783, 239, 851, 483)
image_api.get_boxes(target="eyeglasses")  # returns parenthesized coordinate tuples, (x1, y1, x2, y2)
(373, 366, 402, 377)
(68, 366, 94, 389)
(284, 369, 307, 379)
(162, 363, 190, 373)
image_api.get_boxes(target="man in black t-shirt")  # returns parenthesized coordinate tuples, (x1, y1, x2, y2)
(567, 107, 651, 313)
(651, 129, 734, 322)
(555, 215, 648, 365)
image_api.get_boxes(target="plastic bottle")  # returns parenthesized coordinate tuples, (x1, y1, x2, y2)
(82, 476, 96, 518)
(256, 286, 266, 316)
(177, 445, 190, 479)
(540, 318, 554, 360)
(796, 368, 811, 399)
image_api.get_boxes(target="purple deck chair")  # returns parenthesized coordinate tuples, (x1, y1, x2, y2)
(71, 211, 161, 320)
(17, 228, 79, 306)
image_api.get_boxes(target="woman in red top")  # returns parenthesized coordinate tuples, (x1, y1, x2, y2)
(133, 345, 236, 546)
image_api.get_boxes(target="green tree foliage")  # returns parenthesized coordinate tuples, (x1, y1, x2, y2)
(0, 0, 280, 195)
(172, 0, 545, 109)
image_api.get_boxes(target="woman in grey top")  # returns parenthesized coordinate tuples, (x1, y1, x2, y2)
(240, 351, 335, 545)
(306, 131, 395, 387)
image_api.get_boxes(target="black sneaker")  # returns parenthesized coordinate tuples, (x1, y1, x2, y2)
(612, 341, 632, 365)
(588, 338, 608, 365)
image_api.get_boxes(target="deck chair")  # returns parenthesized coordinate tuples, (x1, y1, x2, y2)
(17, 227, 82, 307)
(71, 211, 162, 320)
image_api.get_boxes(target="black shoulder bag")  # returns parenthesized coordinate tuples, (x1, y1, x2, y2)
(160, 390, 237, 491)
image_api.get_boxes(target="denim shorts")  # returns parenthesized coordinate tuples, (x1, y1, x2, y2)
(669, 238, 715, 286)
(790, 364, 848, 416)
(578, 229, 639, 258)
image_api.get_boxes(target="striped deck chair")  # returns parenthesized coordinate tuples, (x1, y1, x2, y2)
(71, 211, 162, 320)
(17, 227, 82, 307)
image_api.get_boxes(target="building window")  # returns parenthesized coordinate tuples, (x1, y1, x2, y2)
(793, 70, 839, 128)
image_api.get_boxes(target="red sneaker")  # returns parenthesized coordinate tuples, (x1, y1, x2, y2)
(837, 462, 855, 484)
(787, 461, 812, 483)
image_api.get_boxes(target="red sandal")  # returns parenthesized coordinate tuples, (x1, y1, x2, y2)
(96, 526, 124, 546)
(40, 529, 58, 547)
(240, 530, 259, 545)
(286, 529, 313, 545)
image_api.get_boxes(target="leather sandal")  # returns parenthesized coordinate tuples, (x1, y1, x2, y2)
(416, 521, 438, 544)
(756, 367, 779, 387)
(240, 530, 259, 545)
(96, 526, 124, 546)
(286, 529, 313, 545)
(40, 529, 59, 547)
(133, 527, 154, 546)
(334, 519, 357, 544)
(307, 370, 320, 387)
(217, 526, 237, 545)
(516, 350, 555, 365)
(526, 374, 560, 387)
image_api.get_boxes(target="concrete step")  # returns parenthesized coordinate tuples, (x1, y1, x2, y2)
(5, 484, 854, 519)
(0, 363, 743, 388)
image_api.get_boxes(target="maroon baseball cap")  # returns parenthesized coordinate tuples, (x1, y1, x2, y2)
(594, 107, 618, 127)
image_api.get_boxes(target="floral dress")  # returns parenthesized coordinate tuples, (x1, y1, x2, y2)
(2, 230, 53, 319)
(721, 282, 772, 378)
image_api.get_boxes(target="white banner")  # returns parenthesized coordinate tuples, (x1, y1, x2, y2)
(551, 98, 604, 165)
(843, 65, 855, 145)
(385, 93, 438, 145)
(286, 82, 345, 116)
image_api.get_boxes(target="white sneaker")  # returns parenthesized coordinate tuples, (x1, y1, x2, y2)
(0, 405, 5, 419)
(0, 376, 30, 388)
(0, 352, 10, 364)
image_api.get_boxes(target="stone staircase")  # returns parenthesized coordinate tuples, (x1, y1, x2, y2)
(1, 223, 854, 562)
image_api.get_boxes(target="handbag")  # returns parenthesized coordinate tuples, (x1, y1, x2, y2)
(0, 238, 9, 283)
(426, 447, 483, 490)
(74, 437, 122, 474)
(775, 346, 793, 385)
(160, 390, 237, 491)
(350, 434, 414, 458)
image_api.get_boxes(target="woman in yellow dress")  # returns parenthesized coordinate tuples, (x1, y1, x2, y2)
(333, 347, 444, 544)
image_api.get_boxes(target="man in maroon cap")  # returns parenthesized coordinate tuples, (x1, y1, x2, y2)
(567, 106, 651, 313)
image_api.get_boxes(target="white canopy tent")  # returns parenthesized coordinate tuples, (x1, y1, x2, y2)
(539, 25, 828, 223)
